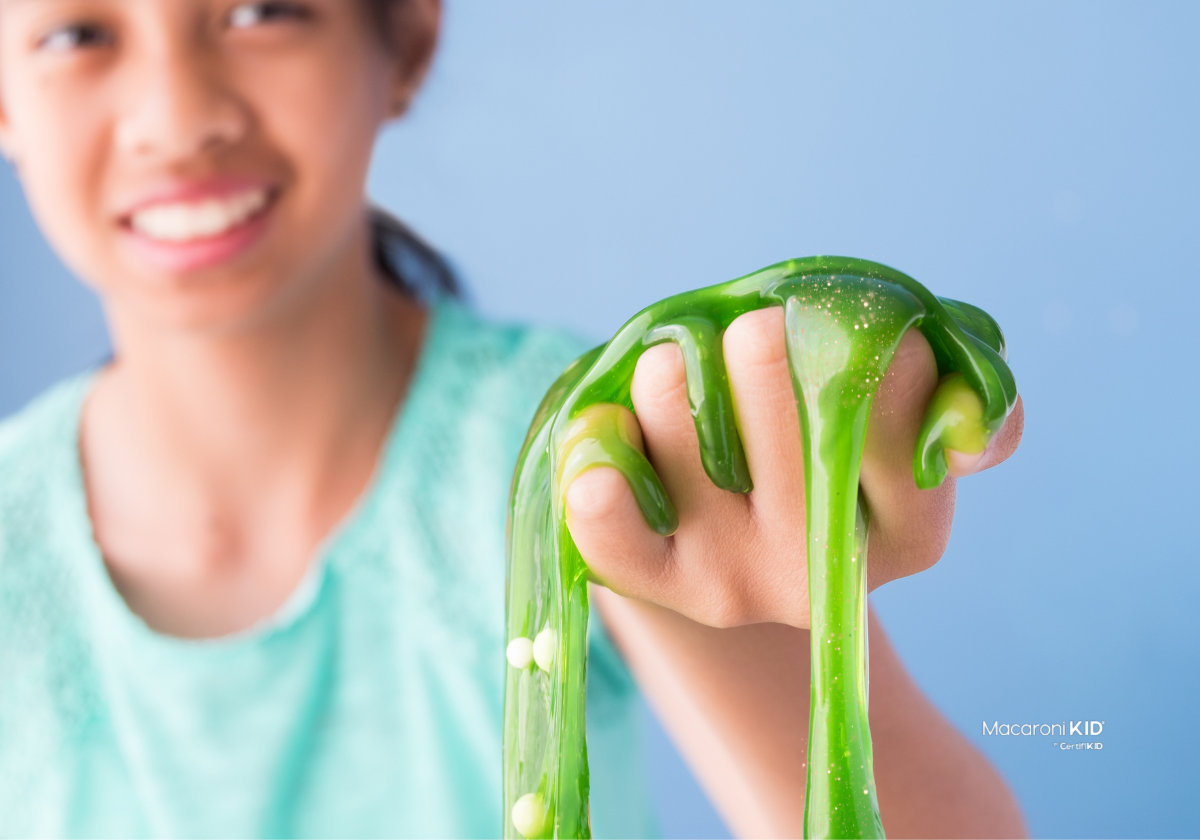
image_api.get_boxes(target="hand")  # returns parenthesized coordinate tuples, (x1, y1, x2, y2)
(564, 306, 1024, 630)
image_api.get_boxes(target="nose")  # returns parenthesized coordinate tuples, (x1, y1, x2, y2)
(115, 44, 250, 165)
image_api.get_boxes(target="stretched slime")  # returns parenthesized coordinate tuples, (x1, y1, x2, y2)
(503, 257, 1017, 838)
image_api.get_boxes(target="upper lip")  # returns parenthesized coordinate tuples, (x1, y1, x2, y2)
(115, 176, 277, 224)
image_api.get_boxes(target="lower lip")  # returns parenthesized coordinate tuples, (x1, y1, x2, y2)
(119, 199, 274, 275)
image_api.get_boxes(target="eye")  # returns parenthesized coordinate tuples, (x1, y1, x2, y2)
(228, 2, 313, 29)
(37, 22, 115, 53)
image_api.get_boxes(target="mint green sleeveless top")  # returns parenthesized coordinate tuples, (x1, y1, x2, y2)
(0, 301, 658, 838)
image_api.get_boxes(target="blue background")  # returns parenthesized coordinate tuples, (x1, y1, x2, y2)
(2, 2, 1197, 837)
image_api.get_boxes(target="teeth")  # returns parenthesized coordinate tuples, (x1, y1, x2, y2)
(131, 188, 268, 243)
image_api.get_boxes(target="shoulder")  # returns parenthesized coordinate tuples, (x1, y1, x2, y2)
(0, 377, 104, 798)
(0, 374, 92, 509)
(0, 373, 94, 589)
(360, 302, 594, 640)
(421, 299, 594, 435)
(0, 373, 95, 632)
(380, 300, 593, 552)
(431, 299, 593, 387)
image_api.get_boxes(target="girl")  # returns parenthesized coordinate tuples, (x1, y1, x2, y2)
(0, 0, 1026, 836)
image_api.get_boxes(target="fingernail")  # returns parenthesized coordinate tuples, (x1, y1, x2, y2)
(565, 472, 599, 515)
(945, 447, 985, 477)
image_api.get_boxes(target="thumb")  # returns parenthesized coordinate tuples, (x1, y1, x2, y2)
(565, 467, 672, 604)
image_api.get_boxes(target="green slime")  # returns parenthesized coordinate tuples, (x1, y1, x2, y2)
(503, 257, 1017, 839)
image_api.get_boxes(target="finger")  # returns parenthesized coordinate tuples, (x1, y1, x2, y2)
(630, 343, 746, 523)
(722, 307, 806, 525)
(860, 329, 955, 588)
(565, 466, 672, 602)
(946, 394, 1025, 477)
(567, 465, 776, 628)
(863, 329, 940, 483)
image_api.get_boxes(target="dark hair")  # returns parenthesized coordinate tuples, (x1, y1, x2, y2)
(362, 0, 405, 52)
(364, 0, 397, 23)
(359, 2, 457, 300)
(369, 206, 461, 301)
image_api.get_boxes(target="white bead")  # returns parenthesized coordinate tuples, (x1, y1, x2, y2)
(533, 627, 557, 672)
(511, 792, 546, 838)
(506, 637, 534, 670)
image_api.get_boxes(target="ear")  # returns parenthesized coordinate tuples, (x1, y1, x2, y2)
(384, 0, 441, 120)
(0, 91, 16, 167)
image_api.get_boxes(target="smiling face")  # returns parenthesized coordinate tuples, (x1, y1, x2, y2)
(0, 0, 436, 334)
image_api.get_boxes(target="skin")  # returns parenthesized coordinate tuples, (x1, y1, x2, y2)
(574, 309, 1026, 836)
(0, 0, 436, 635)
(0, 0, 1027, 835)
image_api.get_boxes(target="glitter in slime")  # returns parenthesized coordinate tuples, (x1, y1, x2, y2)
(502, 257, 1017, 839)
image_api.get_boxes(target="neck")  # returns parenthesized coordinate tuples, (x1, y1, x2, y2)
(83, 218, 427, 575)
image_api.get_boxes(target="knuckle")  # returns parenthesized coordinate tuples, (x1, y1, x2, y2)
(909, 526, 950, 574)
(868, 490, 954, 584)
(660, 536, 753, 628)
(699, 559, 757, 629)
(701, 594, 748, 630)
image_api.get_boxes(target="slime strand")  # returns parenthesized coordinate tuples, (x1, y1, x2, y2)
(503, 257, 1017, 839)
